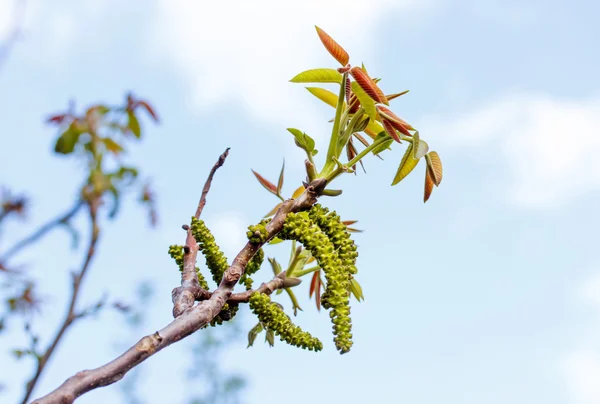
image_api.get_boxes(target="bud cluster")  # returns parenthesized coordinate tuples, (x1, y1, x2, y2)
(246, 219, 271, 244)
(249, 292, 323, 351)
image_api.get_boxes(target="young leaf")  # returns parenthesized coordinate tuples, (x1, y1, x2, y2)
(376, 104, 412, 136)
(349, 67, 384, 104)
(425, 151, 443, 186)
(286, 128, 316, 156)
(315, 26, 350, 66)
(285, 288, 303, 316)
(306, 87, 339, 108)
(309, 270, 322, 311)
(264, 202, 282, 218)
(349, 278, 364, 301)
(290, 68, 343, 84)
(127, 111, 141, 138)
(277, 160, 285, 195)
(391, 143, 420, 185)
(351, 81, 377, 121)
(424, 167, 434, 202)
(247, 323, 264, 348)
(251, 170, 277, 195)
(386, 90, 410, 101)
(412, 132, 429, 160)
(381, 119, 400, 143)
(372, 131, 393, 155)
(265, 328, 275, 347)
(268, 257, 282, 275)
(291, 185, 305, 199)
(137, 100, 159, 122)
(54, 123, 82, 154)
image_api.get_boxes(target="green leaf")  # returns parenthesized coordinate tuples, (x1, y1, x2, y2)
(306, 87, 340, 108)
(290, 68, 342, 84)
(285, 288, 303, 316)
(268, 237, 284, 245)
(247, 323, 264, 348)
(349, 278, 364, 301)
(54, 124, 81, 154)
(412, 131, 429, 159)
(265, 328, 275, 347)
(286, 128, 316, 155)
(277, 160, 285, 195)
(391, 143, 420, 185)
(127, 111, 141, 138)
(371, 131, 393, 155)
(268, 257, 282, 276)
(351, 81, 377, 121)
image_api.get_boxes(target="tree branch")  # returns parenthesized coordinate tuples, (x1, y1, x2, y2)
(172, 148, 230, 318)
(21, 201, 100, 404)
(31, 177, 327, 404)
(1, 201, 83, 263)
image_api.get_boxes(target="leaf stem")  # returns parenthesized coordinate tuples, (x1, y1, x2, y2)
(321, 72, 348, 177)
(324, 135, 391, 183)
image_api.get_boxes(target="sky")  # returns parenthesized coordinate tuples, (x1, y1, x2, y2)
(0, 0, 599, 403)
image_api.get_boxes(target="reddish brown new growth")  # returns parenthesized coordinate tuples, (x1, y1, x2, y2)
(251, 170, 277, 195)
(349, 67, 388, 105)
(315, 26, 350, 66)
(382, 119, 401, 143)
(424, 168, 434, 203)
(376, 104, 413, 137)
(309, 270, 322, 310)
(426, 151, 443, 186)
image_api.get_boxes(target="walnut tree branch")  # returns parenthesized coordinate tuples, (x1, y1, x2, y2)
(21, 201, 100, 404)
(31, 177, 327, 404)
(172, 148, 230, 318)
(1, 201, 83, 263)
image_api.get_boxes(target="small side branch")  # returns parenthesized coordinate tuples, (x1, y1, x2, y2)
(172, 148, 230, 318)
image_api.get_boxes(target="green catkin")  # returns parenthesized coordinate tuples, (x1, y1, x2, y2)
(279, 210, 353, 354)
(246, 219, 271, 244)
(249, 292, 322, 351)
(168, 244, 209, 290)
(208, 303, 239, 327)
(190, 217, 229, 285)
(239, 248, 264, 290)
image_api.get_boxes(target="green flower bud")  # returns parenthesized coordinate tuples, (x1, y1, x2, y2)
(190, 217, 229, 285)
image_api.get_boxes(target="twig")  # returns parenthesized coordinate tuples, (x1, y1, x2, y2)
(1, 202, 83, 263)
(31, 178, 327, 404)
(21, 201, 100, 404)
(172, 148, 229, 318)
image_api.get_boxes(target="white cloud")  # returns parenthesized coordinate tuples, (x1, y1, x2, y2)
(562, 273, 600, 404)
(149, 0, 430, 133)
(421, 94, 600, 208)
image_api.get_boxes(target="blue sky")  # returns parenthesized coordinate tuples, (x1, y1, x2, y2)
(1, 0, 599, 403)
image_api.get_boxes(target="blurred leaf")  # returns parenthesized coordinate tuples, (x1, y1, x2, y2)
(54, 123, 81, 154)
(251, 170, 277, 195)
(315, 26, 350, 66)
(268, 237, 284, 245)
(305, 87, 339, 108)
(392, 143, 419, 186)
(107, 183, 121, 218)
(247, 323, 264, 348)
(46, 114, 67, 125)
(424, 167, 434, 203)
(127, 111, 141, 138)
(103, 138, 124, 155)
(137, 100, 159, 122)
(290, 68, 343, 84)
(351, 81, 377, 121)
(425, 151, 443, 186)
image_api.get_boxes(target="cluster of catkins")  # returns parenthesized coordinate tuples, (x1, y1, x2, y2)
(167, 244, 209, 290)
(279, 204, 357, 354)
(190, 217, 229, 285)
(249, 292, 323, 351)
